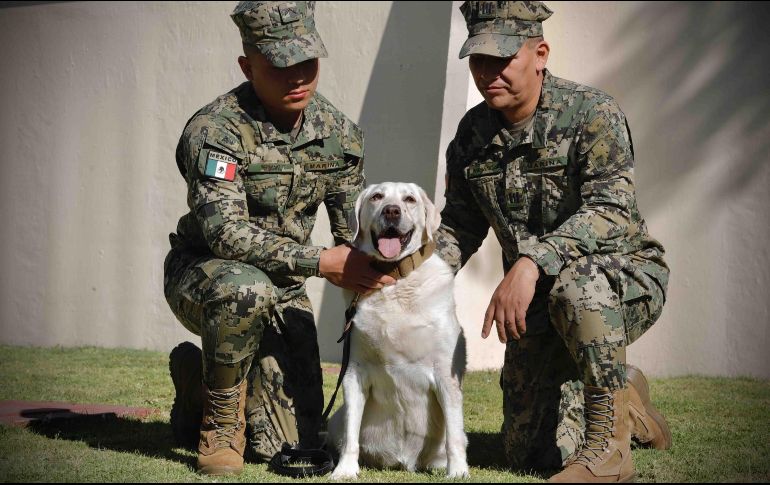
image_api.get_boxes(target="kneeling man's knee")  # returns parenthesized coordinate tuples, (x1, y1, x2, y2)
(203, 262, 277, 365)
(547, 257, 622, 341)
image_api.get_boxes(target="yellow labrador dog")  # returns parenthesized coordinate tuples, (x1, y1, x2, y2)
(328, 182, 469, 479)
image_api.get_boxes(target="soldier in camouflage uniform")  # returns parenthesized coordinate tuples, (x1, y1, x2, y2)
(436, 1, 672, 481)
(163, 1, 394, 475)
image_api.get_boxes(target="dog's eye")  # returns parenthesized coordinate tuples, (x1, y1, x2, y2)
(370, 193, 384, 202)
(404, 195, 417, 204)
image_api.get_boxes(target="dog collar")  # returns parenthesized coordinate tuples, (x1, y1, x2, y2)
(371, 240, 436, 280)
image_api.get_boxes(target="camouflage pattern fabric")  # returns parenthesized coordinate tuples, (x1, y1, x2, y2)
(231, 1, 328, 68)
(549, 253, 666, 390)
(499, 324, 582, 470)
(245, 295, 324, 460)
(165, 80, 364, 459)
(163, 252, 275, 383)
(436, 69, 669, 313)
(500, 253, 665, 469)
(164, 253, 324, 460)
(436, 70, 669, 469)
(459, 1, 553, 58)
(171, 81, 364, 288)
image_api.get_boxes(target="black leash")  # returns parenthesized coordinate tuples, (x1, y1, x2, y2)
(268, 442, 335, 478)
(322, 294, 359, 421)
(268, 295, 359, 478)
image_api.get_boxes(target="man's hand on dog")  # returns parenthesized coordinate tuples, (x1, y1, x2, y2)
(483, 256, 541, 342)
(320, 244, 396, 294)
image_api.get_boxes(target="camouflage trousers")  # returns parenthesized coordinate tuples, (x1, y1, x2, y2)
(501, 254, 667, 470)
(163, 248, 324, 461)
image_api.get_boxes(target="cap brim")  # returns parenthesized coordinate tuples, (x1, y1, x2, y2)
(257, 31, 328, 68)
(459, 33, 526, 59)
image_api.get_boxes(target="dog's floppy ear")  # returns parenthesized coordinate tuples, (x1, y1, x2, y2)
(416, 185, 441, 241)
(348, 187, 368, 245)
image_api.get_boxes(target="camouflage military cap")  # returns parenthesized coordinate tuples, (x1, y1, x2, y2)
(459, 1, 553, 59)
(231, 1, 328, 68)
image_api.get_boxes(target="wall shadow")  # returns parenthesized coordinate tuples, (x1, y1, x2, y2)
(356, 2, 453, 192)
(596, 1, 770, 216)
(590, 1, 770, 377)
(315, 1, 454, 363)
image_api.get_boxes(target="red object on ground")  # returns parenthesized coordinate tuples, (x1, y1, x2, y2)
(323, 365, 341, 375)
(0, 400, 158, 427)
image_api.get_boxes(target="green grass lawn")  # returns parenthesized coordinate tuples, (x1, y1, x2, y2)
(0, 345, 768, 482)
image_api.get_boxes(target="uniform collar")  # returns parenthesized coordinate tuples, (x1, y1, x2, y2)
(236, 83, 331, 147)
(531, 69, 555, 149)
(292, 97, 333, 147)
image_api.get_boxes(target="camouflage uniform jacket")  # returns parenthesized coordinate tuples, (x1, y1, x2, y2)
(437, 70, 668, 296)
(170, 82, 364, 289)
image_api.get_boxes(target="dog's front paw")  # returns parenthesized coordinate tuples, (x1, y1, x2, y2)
(446, 462, 470, 479)
(330, 460, 360, 480)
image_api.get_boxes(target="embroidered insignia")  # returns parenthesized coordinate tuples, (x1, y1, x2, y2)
(204, 151, 237, 181)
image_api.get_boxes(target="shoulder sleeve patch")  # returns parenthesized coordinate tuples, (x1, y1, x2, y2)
(203, 151, 237, 181)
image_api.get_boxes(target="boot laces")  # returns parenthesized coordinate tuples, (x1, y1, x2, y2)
(574, 390, 615, 465)
(208, 386, 242, 446)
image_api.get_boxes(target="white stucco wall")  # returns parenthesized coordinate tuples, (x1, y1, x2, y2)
(0, 1, 768, 378)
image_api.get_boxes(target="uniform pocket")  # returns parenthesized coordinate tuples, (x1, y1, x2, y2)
(465, 168, 505, 225)
(301, 158, 347, 207)
(619, 261, 665, 345)
(622, 295, 653, 345)
(163, 251, 216, 337)
(526, 151, 578, 229)
(244, 163, 294, 212)
(465, 161, 503, 198)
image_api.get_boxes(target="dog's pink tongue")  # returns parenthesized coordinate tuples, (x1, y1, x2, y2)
(377, 237, 401, 259)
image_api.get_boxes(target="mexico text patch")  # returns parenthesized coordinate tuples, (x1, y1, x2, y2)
(204, 151, 237, 182)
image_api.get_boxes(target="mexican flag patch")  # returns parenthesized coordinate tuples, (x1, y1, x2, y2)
(204, 151, 237, 181)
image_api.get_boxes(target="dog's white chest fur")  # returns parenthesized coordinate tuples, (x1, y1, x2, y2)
(328, 256, 468, 478)
(328, 181, 469, 479)
(354, 256, 456, 366)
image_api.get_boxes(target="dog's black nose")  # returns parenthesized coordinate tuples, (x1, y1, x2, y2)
(382, 204, 401, 222)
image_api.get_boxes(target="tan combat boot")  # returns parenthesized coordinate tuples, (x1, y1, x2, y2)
(549, 386, 635, 483)
(627, 364, 672, 450)
(197, 379, 248, 476)
(169, 342, 204, 449)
